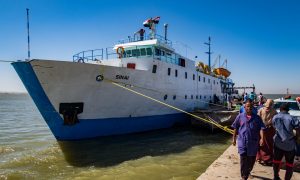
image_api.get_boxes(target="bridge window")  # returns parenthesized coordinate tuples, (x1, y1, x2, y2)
(140, 48, 146, 56)
(185, 72, 187, 79)
(146, 48, 152, 55)
(199, 76, 201, 81)
(168, 68, 171, 76)
(126, 50, 132, 57)
(132, 49, 140, 57)
(203, 77, 206, 82)
(193, 74, 195, 80)
(155, 48, 161, 56)
(175, 69, 178, 77)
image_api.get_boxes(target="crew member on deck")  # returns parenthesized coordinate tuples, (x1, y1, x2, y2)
(138, 28, 145, 41)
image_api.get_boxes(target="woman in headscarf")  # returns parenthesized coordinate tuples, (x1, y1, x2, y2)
(256, 99, 277, 165)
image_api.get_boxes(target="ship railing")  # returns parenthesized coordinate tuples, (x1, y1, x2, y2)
(117, 34, 172, 47)
(73, 47, 120, 62)
(73, 49, 104, 62)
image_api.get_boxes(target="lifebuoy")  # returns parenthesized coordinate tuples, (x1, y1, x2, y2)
(116, 46, 125, 59)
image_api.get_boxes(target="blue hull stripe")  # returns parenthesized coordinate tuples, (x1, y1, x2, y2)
(12, 61, 190, 140)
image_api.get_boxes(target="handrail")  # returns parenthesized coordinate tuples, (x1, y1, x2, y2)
(73, 49, 104, 62)
(117, 34, 172, 47)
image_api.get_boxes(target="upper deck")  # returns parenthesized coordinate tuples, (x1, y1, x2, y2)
(72, 33, 190, 67)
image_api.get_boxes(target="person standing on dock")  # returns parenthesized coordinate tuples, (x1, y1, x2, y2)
(272, 103, 300, 180)
(232, 99, 266, 180)
(258, 92, 264, 106)
(257, 99, 277, 165)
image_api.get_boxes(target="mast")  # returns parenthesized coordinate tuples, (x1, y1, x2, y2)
(26, 8, 30, 60)
(204, 37, 212, 69)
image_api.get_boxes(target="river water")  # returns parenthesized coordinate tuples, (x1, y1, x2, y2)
(0, 93, 232, 179)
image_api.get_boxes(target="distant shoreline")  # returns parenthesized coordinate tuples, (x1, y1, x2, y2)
(0, 92, 28, 94)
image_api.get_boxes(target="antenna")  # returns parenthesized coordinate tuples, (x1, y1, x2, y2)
(164, 23, 168, 42)
(26, 8, 30, 60)
(204, 36, 212, 69)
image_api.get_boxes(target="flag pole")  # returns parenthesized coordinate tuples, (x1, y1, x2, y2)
(26, 8, 30, 60)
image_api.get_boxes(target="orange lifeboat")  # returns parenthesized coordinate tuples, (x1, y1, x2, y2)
(213, 68, 231, 78)
(198, 62, 211, 75)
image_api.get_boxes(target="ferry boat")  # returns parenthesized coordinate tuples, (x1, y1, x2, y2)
(12, 17, 234, 140)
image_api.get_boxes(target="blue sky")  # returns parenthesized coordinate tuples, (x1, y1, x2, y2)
(0, 0, 299, 94)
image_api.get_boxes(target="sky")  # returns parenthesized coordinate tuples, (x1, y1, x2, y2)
(0, 0, 299, 94)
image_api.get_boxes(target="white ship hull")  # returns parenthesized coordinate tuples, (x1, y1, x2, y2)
(13, 56, 226, 140)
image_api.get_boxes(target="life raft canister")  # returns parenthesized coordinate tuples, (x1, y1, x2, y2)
(116, 46, 125, 59)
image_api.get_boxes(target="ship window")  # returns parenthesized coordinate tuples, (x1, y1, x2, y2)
(217, 82, 218, 85)
(193, 74, 195, 80)
(140, 48, 146, 56)
(146, 48, 152, 55)
(198, 76, 201, 81)
(168, 68, 171, 76)
(208, 79, 210, 84)
(173, 95, 176, 100)
(155, 48, 161, 56)
(161, 51, 165, 56)
(204, 96, 206, 99)
(213, 80, 215, 84)
(164, 94, 168, 100)
(210, 96, 211, 99)
(203, 77, 206, 82)
(191, 95, 193, 99)
(132, 49, 140, 57)
(196, 95, 198, 99)
(200, 95, 202, 99)
(185, 72, 187, 79)
(152, 65, 157, 73)
(179, 58, 185, 67)
(126, 50, 132, 57)
(175, 69, 178, 77)
(185, 95, 187, 99)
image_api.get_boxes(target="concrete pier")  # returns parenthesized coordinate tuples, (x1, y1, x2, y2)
(198, 145, 300, 180)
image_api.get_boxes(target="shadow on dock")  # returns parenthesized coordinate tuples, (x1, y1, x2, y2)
(58, 126, 231, 167)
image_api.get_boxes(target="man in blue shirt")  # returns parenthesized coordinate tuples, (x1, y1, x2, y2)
(272, 103, 300, 180)
(232, 100, 265, 180)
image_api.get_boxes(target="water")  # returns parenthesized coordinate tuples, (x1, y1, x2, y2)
(264, 94, 300, 100)
(0, 93, 231, 180)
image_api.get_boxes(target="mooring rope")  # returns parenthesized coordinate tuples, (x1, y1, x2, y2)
(107, 80, 234, 135)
